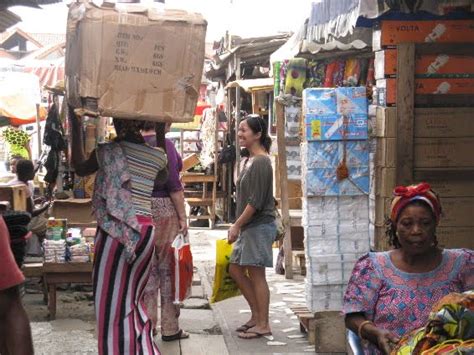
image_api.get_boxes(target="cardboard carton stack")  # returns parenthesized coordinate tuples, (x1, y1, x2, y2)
(373, 20, 474, 106)
(374, 107, 474, 250)
(372, 20, 474, 250)
(66, 2, 207, 122)
(302, 87, 370, 312)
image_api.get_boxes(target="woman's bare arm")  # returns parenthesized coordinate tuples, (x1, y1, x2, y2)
(69, 110, 99, 177)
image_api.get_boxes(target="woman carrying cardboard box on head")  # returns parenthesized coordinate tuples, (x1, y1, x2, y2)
(70, 112, 167, 355)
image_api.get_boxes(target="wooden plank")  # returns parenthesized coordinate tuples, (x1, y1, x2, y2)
(43, 262, 93, 273)
(396, 43, 416, 185)
(181, 174, 217, 183)
(22, 263, 44, 278)
(275, 101, 293, 279)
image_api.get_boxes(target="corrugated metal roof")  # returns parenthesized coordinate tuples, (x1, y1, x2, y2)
(206, 34, 291, 80)
(29, 33, 65, 47)
(0, 10, 21, 34)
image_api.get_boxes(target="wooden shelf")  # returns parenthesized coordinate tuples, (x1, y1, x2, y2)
(181, 174, 217, 183)
(186, 197, 214, 206)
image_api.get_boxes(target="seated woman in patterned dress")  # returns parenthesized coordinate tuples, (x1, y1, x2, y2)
(343, 182, 473, 355)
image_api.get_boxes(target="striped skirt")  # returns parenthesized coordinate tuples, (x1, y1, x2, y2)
(93, 217, 160, 355)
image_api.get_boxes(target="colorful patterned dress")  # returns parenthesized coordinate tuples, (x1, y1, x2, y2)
(92, 142, 166, 355)
(143, 138, 185, 336)
(343, 249, 474, 355)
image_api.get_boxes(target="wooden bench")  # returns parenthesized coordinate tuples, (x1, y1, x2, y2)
(43, 262, 93, 320)
(22, 263, 48, 304)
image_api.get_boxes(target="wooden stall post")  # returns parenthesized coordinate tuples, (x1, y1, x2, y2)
(235, 54, 241, 175)
(395, 43, 416, 185)
(275, 101, 293, 279)
(35, 103, 42, 157)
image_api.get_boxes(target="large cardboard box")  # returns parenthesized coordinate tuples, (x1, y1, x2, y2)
(375, 136, 474, 168)
(375, 49, 474, 79)
(66, 3, 207, 121)
(375, 195, 474, 227)
(373, 20, 474, 50)
(375, 107, 474, 138)
(376, 78, 474, 106)
(374, 225, 474, 250)
(375, 167, 474, 198)
(415, 138, 474, 168)
(437, 227, 474, 249)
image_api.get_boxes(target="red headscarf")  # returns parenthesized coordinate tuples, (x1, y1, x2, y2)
(390, 182, 442, 224)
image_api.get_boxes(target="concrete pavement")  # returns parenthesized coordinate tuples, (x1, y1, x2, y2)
(24, 227, 315, 354)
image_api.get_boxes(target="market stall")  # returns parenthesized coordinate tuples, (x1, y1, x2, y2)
(274, 1, 474, 352)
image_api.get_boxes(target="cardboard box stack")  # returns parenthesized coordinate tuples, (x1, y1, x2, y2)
(302, 87, 371, 312)
(373, 20, 474, 106)
(66, 2, 207, 122)
(372, 20, 474, 250)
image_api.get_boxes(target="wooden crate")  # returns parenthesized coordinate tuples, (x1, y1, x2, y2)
(0, 184, 27, 211)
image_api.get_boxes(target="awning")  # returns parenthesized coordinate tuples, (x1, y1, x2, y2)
(0, 57, 64, 88)
(307, 0, 474, 42)
(225, 78, 274, 92)
(0, 72, 47, 125)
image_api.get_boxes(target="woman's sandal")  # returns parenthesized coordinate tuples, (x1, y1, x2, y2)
(161, 329, 190, 342)
(236, 324, 256, 332)
(237, 331, 272, 340)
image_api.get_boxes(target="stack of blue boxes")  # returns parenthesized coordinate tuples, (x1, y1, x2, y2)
(301, 87, 371, 312)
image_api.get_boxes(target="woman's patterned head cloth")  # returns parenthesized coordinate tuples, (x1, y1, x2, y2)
(390, 182, 442, 224)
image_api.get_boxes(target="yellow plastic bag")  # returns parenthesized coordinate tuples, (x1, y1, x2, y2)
(210, 239, 240, 303)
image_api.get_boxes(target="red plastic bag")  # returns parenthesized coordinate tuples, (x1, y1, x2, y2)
(170, 233, 193, 304)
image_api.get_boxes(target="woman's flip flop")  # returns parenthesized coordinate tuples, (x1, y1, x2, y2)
(238, 331, 273, 340)
(162, 329, 190, 342)
(236, 324, 256, 332)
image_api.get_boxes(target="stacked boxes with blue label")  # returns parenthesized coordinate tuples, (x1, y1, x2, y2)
(302, 87, 371, 312)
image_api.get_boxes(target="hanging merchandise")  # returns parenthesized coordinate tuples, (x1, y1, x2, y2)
(358, 58, 370, 86)
(273, 61, 281, 97)
(306, 60, 326, 88)
(2, 127, 31, 160)
(199, 108, 217, 168)
(279, 60, 289, 96)
(43, 102, 66, 184)
(285, 104, 302, 139)
(170, 233, 193, 304)
(343, 58, 361, 87)
(284, 58, 307, 97)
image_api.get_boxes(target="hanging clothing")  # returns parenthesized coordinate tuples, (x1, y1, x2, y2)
(43, 103, 66, 184)
(3, 127, 30, 159)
